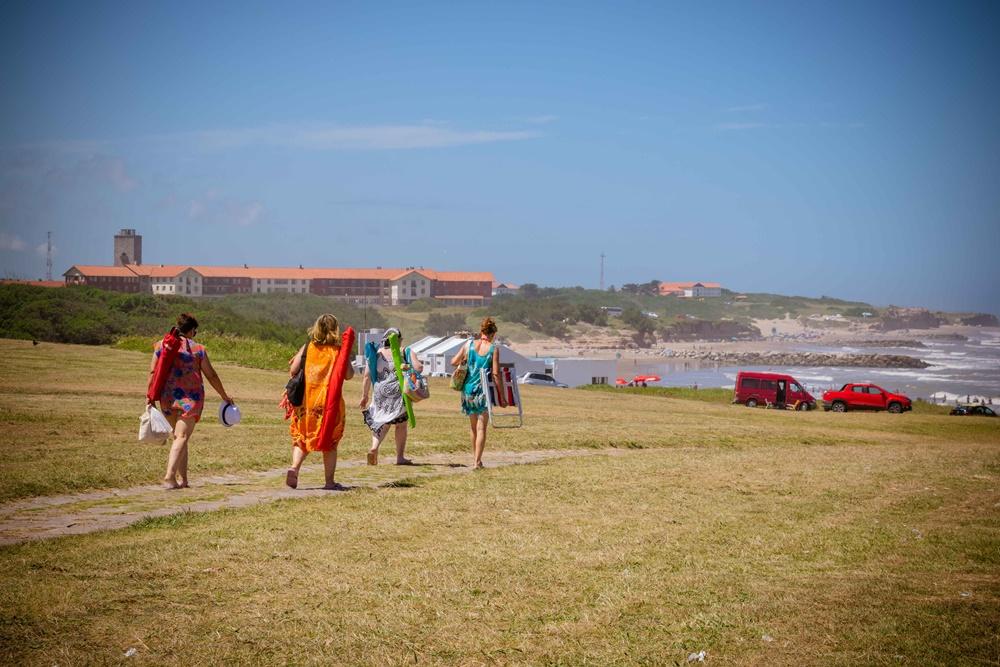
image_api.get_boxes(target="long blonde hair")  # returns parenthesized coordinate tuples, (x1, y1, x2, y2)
(309, 313, 341, 346)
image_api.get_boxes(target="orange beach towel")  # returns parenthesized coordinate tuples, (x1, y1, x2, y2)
(290, 342, 345, 452)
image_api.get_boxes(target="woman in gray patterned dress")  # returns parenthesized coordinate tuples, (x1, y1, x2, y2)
(358, 328, 422, 465)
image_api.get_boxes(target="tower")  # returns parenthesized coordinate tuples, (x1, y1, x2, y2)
(113, 229, 142, 266)
(46, 231, 53, 281)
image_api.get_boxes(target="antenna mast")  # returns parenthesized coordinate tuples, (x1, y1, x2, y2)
(46, 231, 53, 281)
(599, 252, 605, 291)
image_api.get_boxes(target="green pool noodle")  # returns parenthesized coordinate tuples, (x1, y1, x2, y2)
(387, 332, 416, 428)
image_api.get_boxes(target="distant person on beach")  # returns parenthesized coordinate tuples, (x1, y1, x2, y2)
(451, 317, 506, 469)
(359, 327, 422, 465)
(147, 313, 233, 490)
(285, 314, 354, 489)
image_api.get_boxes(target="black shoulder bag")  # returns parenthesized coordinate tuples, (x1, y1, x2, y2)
(285, 341, 310, 407)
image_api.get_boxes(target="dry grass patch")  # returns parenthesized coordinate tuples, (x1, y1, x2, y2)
(1, 339, 999, 502)
(1, 440, 999, 664)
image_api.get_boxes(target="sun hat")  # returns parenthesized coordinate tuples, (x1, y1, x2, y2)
(218, 401, 241, 427)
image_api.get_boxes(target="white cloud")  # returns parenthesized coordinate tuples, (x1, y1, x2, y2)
(101, 156, 137, 192)
(716, 120, 865, 132)
(716, 122, 769, 131)
(725, 104, 768, 113)
(163, 123, 542, 151)
(1, 152, 137, 193)
(521, 115, 559, 124)
(233, 201, 263, 227)
(0, 232, 27, 251)
(188, 190, 265, 226)
(8, 122, 543, 155)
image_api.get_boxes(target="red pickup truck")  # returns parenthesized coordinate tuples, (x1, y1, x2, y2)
(822, 383, 912, 413)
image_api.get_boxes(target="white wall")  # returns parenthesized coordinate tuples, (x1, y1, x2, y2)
(550, 359, 617, 387)
(391, 272, 432, 305)
(423, 340, 546, 377)
(683, 286, 722, 297)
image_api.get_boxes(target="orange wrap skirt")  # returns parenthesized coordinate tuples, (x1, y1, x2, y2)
(290, 343, 346, 452)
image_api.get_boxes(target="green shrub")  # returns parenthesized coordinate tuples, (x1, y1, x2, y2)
(0, 285, 386, 349)
(405, 298, 444, 312)
(114, 334, 299, 371)
(426, 312, 469, 337)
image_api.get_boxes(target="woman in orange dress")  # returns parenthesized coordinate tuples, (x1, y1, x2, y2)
(286, 313, 354, 490)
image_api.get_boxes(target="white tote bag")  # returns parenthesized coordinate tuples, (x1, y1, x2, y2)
(138, 405, 172, 443)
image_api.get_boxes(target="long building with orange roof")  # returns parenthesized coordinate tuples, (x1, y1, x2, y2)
(64, 262, 495, 305)
(658, 281, 723, 298)
(63, 229, 496, 305)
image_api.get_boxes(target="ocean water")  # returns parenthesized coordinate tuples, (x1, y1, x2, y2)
(616, 327, 1000, 403)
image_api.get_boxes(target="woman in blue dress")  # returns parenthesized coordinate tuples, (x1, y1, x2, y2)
(450, 317, 507, 469)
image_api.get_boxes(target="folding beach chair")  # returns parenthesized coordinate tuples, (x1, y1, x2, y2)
(479, 363, 523, 428)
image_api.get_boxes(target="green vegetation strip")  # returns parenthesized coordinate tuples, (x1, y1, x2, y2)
(0, 285, 387, 368)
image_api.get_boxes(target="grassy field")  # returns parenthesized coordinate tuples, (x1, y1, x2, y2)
(1, 338, 998, 664)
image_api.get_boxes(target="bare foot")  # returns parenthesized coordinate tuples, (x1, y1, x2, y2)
(395, 458, 414, 466)
(285, 469, 298, 489)
(367, 450, 378, 466)
(474, 462, 485, 470)
(179, 482, 190, 489)
(163, 478, 182, 490)
(323, 482, 346, 491)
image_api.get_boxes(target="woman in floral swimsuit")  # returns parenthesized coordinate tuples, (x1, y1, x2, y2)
(147, 313, 233, 489)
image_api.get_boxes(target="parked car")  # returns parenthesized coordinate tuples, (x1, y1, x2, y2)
(518, 372, 569, 388)
(822, 383, 911, 413)
(949, 404, 997, 417)
(732, 371, 816, 410)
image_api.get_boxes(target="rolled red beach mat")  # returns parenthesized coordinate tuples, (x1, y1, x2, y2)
(146, 327, 183, 403)
(317, 326, 355, 450)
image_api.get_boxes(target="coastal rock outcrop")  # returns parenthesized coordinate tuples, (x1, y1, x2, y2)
(877, 307, 942, 331)
(667, 350, 929, 369)
(960, 313, 1000, 327)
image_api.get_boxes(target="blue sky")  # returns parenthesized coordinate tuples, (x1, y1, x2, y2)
(1, 1, 998, 314)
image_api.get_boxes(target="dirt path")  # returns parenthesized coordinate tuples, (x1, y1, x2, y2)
(0, 449, 618, 545)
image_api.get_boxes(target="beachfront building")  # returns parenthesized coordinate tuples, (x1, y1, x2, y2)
(126, 265, 205, 296)
(492, 281, 519, 296)
(407, 334, 546, 378)
(64, 265, 143, 292)
(548, 358, 617, 387)
(658, 281, 723, 298)
(62, 264, 496, 306)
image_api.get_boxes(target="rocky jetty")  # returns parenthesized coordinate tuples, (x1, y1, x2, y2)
(830, 339, 927, 348)
(670, 350, 929, 369)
